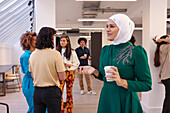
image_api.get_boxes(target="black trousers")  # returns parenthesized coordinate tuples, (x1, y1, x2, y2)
(34, 86, 62, 113)
(162, 79, 170, 113)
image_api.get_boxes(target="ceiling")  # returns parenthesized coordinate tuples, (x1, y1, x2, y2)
(55, 0, 170, 29)
(0, 0, 170, 44)
(0, 0, 32, 45)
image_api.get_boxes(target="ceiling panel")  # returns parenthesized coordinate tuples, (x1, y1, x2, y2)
(55, 0, 142, 28)
(0, 0, 33, 45)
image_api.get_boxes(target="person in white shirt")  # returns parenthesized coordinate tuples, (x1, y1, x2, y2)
(57, 35, 80, 113)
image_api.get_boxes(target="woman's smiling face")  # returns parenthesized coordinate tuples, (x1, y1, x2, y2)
(106, 19, 119, 41)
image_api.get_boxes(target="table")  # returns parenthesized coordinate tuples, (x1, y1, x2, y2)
(0, 65, 14, 96)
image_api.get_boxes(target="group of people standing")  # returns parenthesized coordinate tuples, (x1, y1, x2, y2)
(20, 28, 96, 113)
(19, 13, 170, 113)
(56, 35, 96, 113)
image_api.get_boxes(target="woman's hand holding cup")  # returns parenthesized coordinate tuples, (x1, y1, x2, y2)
(104, 66, 127, 88)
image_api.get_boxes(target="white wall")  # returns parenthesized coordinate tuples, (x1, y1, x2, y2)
(0, 44, 13, 65)
(69, 36, 81, 49)
(35, 0, 56, 32)
(12, 42, 24, 65)
(142, 0, 167, 112)
(0, 42, 23, 65)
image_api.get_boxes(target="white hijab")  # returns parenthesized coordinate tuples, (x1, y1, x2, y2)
(109, 14, 135, 45)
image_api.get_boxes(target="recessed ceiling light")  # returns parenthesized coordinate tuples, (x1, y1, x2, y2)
(134, 27, 143, 30)
(167, 18, 170, 21)
(56, 32, 63, 35)
(56, 28, 72, 30)
(79, 28, 105, 30)
(80, 36, 91, 38)
(78, 18, 108, 22)
(76, 0, 137, 1)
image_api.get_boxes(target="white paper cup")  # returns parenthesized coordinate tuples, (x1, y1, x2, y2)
(84, 54, 87, 58)
(104, 66, 114, 82)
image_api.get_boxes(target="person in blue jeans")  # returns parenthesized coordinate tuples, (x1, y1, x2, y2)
(20, 31, 37, 113)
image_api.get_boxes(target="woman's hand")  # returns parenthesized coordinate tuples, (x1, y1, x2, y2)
(64, 63, 73, 68)
(88, 56, 91, 60)
(80, 56, 87, 59)
(156, 39, 165, 43)
(105, 66, 128, 89)
(79, 66, 96, 75)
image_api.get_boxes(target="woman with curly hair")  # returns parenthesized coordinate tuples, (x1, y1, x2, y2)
(20, 31, 37, 113)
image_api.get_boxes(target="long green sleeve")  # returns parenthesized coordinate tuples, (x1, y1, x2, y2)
(127, 46, 152, 92)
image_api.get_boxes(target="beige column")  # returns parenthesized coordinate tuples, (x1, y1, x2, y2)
(142, 0, 167, 113)
(35, 0, 56, 33)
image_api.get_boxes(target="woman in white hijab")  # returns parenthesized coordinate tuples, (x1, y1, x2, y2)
(79, 14, 152, 113)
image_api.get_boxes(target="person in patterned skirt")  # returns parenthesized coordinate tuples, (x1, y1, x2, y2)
(57, 35, 80, 113)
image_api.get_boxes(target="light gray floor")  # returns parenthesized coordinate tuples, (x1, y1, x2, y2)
(0, 75, 103, 113)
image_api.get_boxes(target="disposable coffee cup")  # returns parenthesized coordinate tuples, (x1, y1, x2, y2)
(84, 54, 87, 58)
(104, 66, 114, 82)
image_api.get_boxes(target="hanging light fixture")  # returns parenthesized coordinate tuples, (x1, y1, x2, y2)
(28, 0, 32, 6)
(29, 11, 33, 16)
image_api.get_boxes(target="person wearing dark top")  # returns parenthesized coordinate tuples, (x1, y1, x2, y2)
(75, 38, 96, 95)
(130, 35, 136, 45)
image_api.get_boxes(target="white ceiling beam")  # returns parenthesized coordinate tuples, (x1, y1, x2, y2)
(56, 28, 72, 30)
(167, 18, 170, 21)
(78, 18, 108, 21)
(79, 28, 105, 30)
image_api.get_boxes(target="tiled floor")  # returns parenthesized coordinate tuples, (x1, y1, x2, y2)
(0, 75, 144, 113)
(0, 75, 103, 113)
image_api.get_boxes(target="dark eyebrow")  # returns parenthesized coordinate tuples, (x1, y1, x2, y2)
(106, 24, 116, 26)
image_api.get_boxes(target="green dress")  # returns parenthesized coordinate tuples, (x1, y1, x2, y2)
(95, 41, 152, 113)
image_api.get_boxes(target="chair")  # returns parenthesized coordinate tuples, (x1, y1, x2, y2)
(0, 102, 9, 113)
(5, 65, 21, 92)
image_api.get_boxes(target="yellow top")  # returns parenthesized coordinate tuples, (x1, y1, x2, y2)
(29, 48, 65, 87)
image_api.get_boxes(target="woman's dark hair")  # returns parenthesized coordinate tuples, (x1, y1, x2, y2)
(154, 35, 169, 67)
(78, 37, 87, 44)
(36, 27, 56, 49)
(56, 36, 60, 49)
(20, 31, 37, 50)
(57, 35, 72, 60)
(130, 35, 136, 45)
